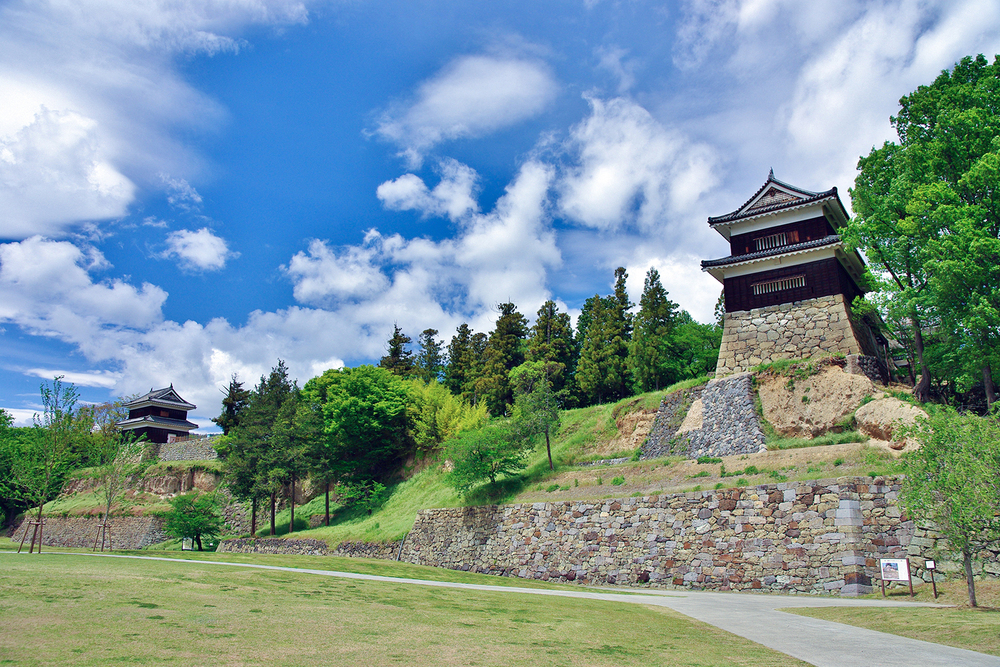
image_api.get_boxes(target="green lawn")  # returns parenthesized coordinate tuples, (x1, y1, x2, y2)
(0, 551, 807, 666)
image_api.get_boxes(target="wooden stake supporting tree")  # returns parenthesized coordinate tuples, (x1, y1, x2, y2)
(17, 518, 45, 554)
(92, 522, 112, 552)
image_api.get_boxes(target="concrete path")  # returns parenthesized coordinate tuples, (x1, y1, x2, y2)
(25, 553, 1000, 667)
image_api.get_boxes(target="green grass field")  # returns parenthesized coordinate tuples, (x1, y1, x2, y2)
(0, 551, 808, 666)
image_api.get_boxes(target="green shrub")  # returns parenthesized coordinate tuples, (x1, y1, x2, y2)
(690, 471, 710, 478)
(546, 483, 560, 492)
(736, 478, 749, 487)
(611, 476, 625, 486)
(696, 456, 722, 464)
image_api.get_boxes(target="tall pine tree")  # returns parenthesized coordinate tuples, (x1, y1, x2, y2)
(474, 302, 528, 415)
(628, 268, 679, 392)
(212, 374, 250, 435)
(379, 324, 416, 377)
(415, 328, 444, 383)
(444, 324, 472, 395)
(526, 300, 576, 403)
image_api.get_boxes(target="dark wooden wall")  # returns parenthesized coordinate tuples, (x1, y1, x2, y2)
(729, 215, 835, 256)
(128, 406, 189, 421)
(724, 258, 863, 312)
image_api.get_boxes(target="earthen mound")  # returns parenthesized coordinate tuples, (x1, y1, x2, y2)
(758, 365, 874, 438)
(855, 397, 927, 451)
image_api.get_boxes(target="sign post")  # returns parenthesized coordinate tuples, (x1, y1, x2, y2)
(879, 558, 913, 597)
(925, 559, 937, 599)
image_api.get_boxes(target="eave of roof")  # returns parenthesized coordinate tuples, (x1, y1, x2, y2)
(117, 415, 198, 430)
(701, 235, 844, 269)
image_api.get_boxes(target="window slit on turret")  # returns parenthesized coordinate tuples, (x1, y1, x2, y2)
(755, 232, 786, 251)
(752, 274, 806, 296)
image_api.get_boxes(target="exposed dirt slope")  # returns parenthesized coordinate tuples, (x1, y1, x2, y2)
(757, 364, 874, 437)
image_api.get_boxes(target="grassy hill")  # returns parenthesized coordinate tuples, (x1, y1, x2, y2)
(34, 370, 906, 547)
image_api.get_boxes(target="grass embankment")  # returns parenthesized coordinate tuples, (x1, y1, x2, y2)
(262, 379, 708, 542)
(788, 579, 1000, 657)
(42, 459, 224, 518)
(0, 551, 807, 666)
(262, 375, 904, 544)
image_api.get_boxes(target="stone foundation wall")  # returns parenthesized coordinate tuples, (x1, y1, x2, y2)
(640, 385, 704, 459)
(331, 540, 404, 560)
(642, 374, 764, 459)
(156, 438, 219, 461)
(213, 477, 997, 592)
(217, 537, 328, 556)
(12, 515, 167, 550)
(397, 477, 927, 596)
(716, 295, 864, 377)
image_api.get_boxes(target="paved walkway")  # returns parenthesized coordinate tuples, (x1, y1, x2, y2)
(28, 553, 1000, 667)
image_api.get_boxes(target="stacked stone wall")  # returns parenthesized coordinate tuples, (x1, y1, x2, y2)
(642, 375, 764, 459)
(157, 437, 219, 461)
(395, 477, 931, 596)
(215, 476, 998, 593)
(217, 537, 328, 556)
(716, 294, 863, 377)
(640, 385, 704, 459)
(12, 515, 167, 550)
(331, 540, 404, 560)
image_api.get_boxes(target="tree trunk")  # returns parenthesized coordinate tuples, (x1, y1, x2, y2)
(325, 482, 330, 526)
(910, 313, 931, 403)
(270, 492, 276, 536)
(289, 473, 295, 535)
(964, 549, 978, 607)
(545, 427, 553, 471)
(36, 501, 44, 554)
(984, 363, 996, 412)
(251, 497, 257, 537)
(195, 534, 203, 551)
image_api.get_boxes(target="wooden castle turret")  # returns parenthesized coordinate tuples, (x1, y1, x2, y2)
(117, 385, 198, 444)
(702, 171, 882, 376)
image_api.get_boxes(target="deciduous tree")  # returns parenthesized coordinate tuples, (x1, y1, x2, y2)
(444, 420, 530, 494)
(164, 492, 224, 551)
(900, 409, 1000, 606)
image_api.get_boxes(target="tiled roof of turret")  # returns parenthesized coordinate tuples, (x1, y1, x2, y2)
(708, 171, 840, 226)
(701, 235, 842, 269)
(124, 384, 195, 410)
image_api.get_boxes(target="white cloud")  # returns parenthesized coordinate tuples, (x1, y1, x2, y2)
(0, 0, 313, 239)
(0, 237, 167, 333)
(376, 159, 480, 222)
(595, 46, 638, 94)
(162, 227, 237, 271)
(558, 96, 719, 231)
(285, 236, 390, 305)
(779, 0, 1000, 189)
(161, 173, 204, 210)
(0, 108, 136, 239)
(2, 408, 38, 428)
(375, 54, 558, 166)
(24, 368, 122, 388)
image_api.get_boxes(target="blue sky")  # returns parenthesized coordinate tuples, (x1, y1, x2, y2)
(1, 0, 998, 429)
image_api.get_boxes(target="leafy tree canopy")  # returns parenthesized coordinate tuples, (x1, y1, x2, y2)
(302, 365, 412, 482)
(900, 408, 1000, 606)
(164, 492, 224, 551)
